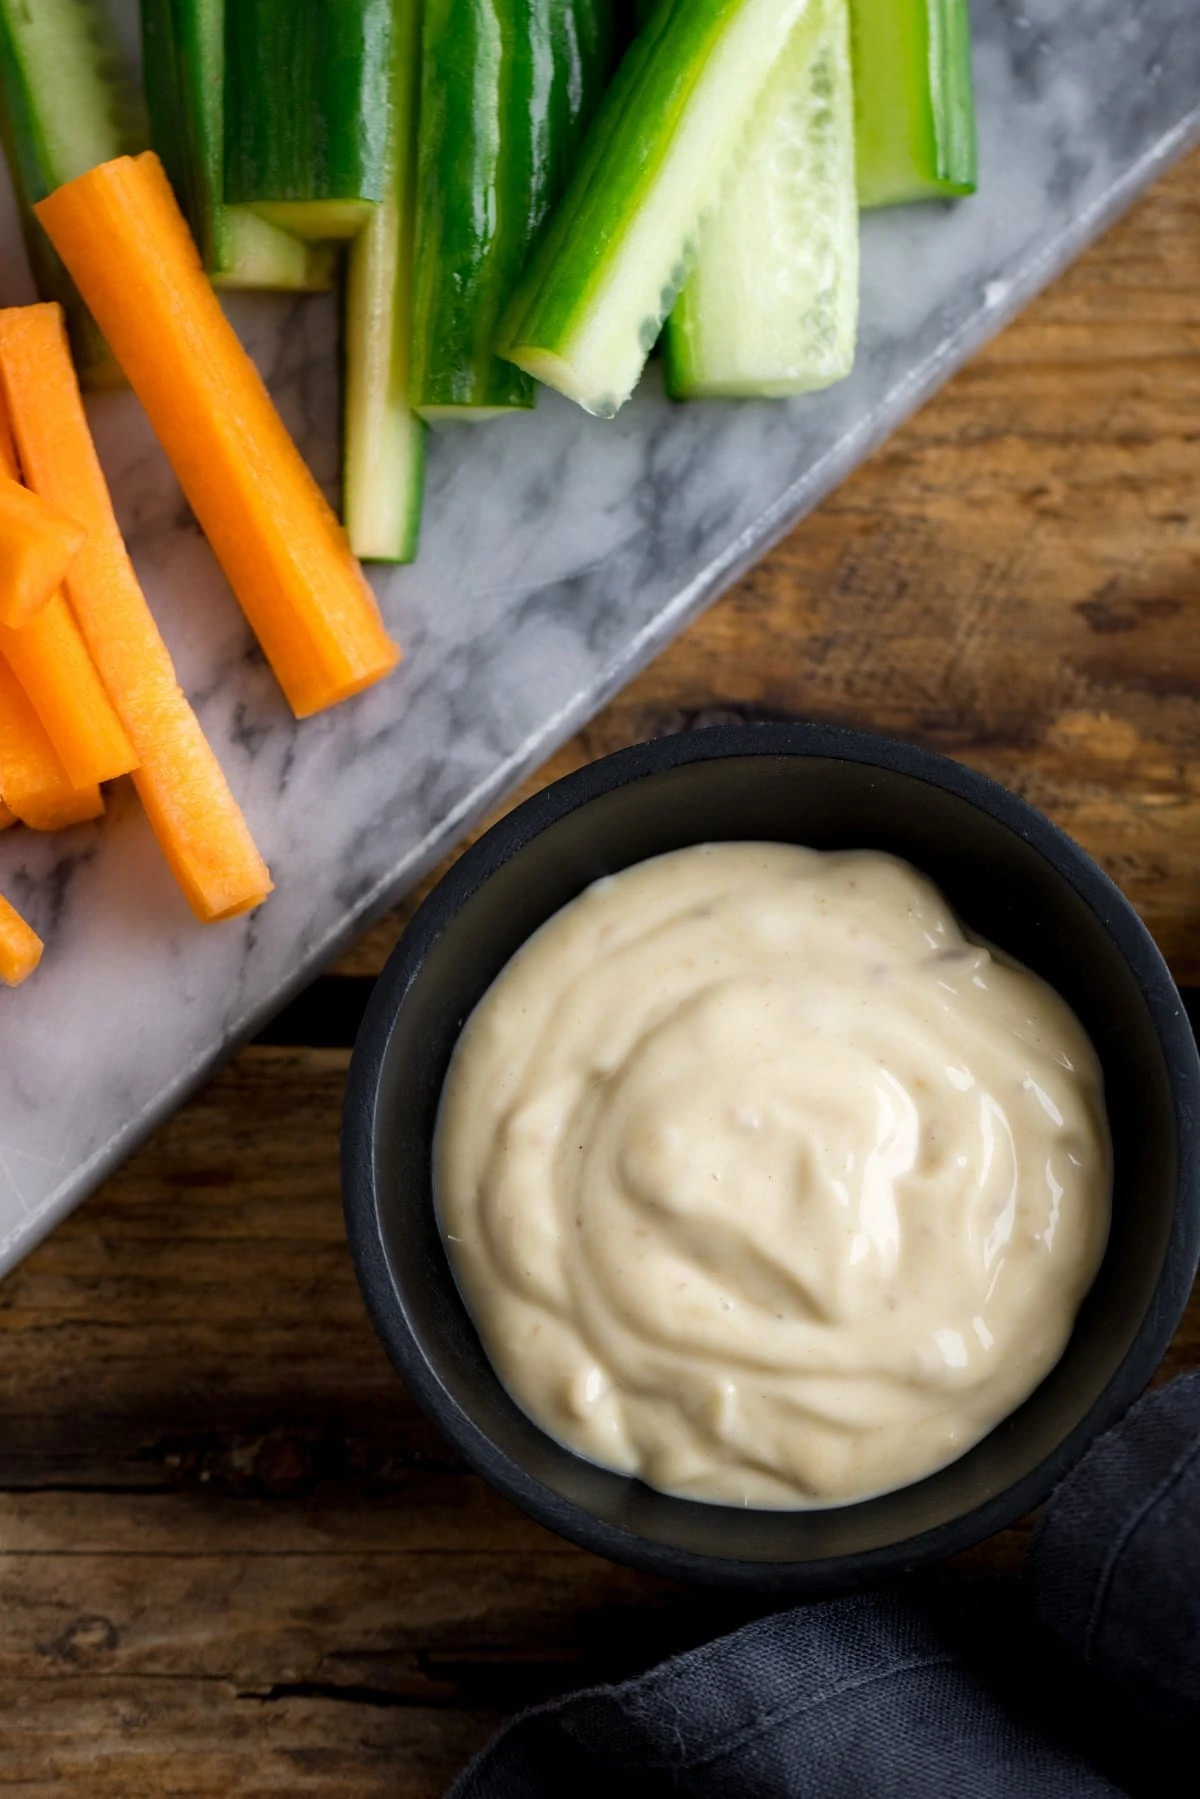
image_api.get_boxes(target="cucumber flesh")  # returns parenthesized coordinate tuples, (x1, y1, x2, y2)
(249, 198, 375, 244)
(499, 0, 816, 419)
(0, 0, 144, 387)
(211, 212, 336, 293)
(343, 0, 426, 564)
(411, 0, 615, 419)
(140, 0, 333, 290)
(416, 406, 522, 426)
(850, 0, 976, 207)
(665, 0, 858, 399)
(225, 0, 392, 233)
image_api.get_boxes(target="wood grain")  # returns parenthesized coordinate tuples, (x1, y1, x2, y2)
(1, 151, 1197, 1795)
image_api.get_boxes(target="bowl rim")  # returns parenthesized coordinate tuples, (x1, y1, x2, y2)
(342, 722, 1200, 1589)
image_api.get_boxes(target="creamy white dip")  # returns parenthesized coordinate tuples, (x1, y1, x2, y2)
(434, 844, 1111, 1509)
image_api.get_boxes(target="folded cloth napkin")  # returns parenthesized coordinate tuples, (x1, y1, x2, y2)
(450, 1374, 1200, 1798)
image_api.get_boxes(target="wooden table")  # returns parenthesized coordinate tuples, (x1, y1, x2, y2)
(2, 152, 1198, 1796)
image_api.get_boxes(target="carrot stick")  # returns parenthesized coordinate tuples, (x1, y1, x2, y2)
(0, 890, 42, 986)
(36, 153, 400, 719)
(0, 377, 136, 780)
(0, 654, 104, 831)
(0, 473, 87, 629)
(0, 305, 272, 921)
(0, 594, 139, 789)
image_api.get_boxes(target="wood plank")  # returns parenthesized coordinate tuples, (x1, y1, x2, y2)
(0, 1679, 495, 1798)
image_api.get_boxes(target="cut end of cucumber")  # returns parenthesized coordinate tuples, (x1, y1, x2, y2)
(212, 262, 337, 294)
(250, 198, 376, 241)
(349, 487, 425, 565)
(211, 209, 338, 291)
(502, 345, 622, 420)
(858, 171, 975, 209)
(348, 483, 425, 563)
(411, 352, 537, 419)
(352, 531, 422, 566)
(667, 361, 854, 401)
(415, 403, 534, 425)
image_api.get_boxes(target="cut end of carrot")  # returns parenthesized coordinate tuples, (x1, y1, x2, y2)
(133, 768, 273, 925)
(0, 595, 140, 790)
(0, 653, 106, 832)
(181, 868, 275, 926)
(25, 783, 105, 833)
(291, 638, 403, 719)
(208, 880, 276, 924)
(0, 474, 87, 630)
(0, 892, 43, 986)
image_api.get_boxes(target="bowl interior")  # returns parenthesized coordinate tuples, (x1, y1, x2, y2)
(358, 745, 1188, 1575)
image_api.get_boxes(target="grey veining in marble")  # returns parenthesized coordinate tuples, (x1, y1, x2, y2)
(0, 0, 1196, 1269)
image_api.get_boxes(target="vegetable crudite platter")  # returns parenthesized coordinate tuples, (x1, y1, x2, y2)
(0, 0, 1195, 1272)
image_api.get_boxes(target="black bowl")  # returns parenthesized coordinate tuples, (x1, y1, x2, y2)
(342, 724, 1200, 1590)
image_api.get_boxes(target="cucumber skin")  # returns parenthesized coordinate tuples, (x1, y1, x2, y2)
(0, 0, 144, 388)
(496, 0, 695, 405)
(140, 0, 211, 260)
(344, 0, 426, 563)
(225, 0, 392, 213)
(665, 0, 858, 399)
(850, 0, 976, 207)
(140, 0, 331, 290)
(410, 0, 615, 416)
(499, 0, 814, 418)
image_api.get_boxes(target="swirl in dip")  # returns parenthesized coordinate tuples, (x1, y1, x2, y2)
(434, 844, 1112, 1509)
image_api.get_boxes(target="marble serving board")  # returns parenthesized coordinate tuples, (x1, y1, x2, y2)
(0, 0, 1196, 1272)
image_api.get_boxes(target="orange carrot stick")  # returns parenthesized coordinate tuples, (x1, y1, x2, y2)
(0, 891, 42, 986)
(0, 305, 272, 920)
(0, 595, 139, 789)
(36, 154, 400, 719)
(0, 474, 87, 630)
(0, 654, 104, 831)
(0, 378, 136, 782)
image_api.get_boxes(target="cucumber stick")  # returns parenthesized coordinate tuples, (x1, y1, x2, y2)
(665, 0, 858, 399)
(140, 0, 334, 291)
(411, 1, 615, 422)
(850, 0, 976, 207)
(344, 0, 426, 562)
(499, 0, 817, 419)
(225, 0, 392, 242)
(0, 0, 144, 388)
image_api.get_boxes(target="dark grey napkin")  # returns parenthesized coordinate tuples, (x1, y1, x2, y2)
(450, 1374, 1200, 1798)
